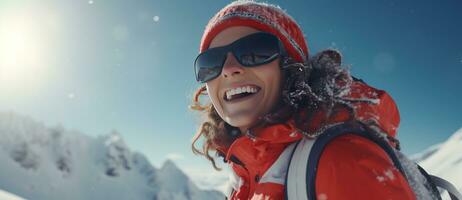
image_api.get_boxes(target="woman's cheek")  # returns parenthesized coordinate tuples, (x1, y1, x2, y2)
(205, 82, 225, 117)
(252, 62, 282, 113)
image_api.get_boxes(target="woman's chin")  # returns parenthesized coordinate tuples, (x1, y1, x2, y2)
(225, 116, 257, 132)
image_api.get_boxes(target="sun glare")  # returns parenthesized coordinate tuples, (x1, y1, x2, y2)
(0, 8, 51, 93)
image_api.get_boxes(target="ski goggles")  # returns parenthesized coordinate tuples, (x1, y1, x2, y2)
(194, 32, 286, 83)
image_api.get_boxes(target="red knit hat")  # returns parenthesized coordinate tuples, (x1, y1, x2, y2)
(200, 0, 309, 63)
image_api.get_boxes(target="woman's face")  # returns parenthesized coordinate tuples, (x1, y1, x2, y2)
(205, 26, 283, 133)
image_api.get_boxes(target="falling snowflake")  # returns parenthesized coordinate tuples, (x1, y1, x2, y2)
(88, 0, 94, 4)
(318, 193, 328, 200)
(68, 93, 75, 99)
(384, 169, 395, 180)
(330, 42, 337, 48)
(153, 16, 160, 22)
(289, 131, 298, 137)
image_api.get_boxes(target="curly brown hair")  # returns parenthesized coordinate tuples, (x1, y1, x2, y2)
(190, 49, 355, 170)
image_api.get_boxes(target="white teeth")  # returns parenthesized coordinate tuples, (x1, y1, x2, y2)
(225, 85, 259, 100)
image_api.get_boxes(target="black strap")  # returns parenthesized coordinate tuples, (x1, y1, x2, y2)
(431, 175, 462, 200)
(305, 121, 408, 200)
(417, 165, 443, 200)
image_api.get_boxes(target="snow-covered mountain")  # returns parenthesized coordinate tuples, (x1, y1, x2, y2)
(0, 189, 25, 200)
(0, 112, 224, 200)
(413, 127, 462, 199)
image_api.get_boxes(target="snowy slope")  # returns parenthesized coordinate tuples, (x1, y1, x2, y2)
(0, 189, 25, 200)
(0, 112, 223, 200)
(186, 167, 230, 194)
(415, 127, 462, 198)
(419, 128, 462, 192)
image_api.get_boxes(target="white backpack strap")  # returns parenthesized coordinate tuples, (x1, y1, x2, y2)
(286, 137, 317, 200)
(225, 141, 302, 199)
(259, 141, 298, 185)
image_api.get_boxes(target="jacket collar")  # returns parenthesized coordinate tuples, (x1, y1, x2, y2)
(225, 119, 303, 167)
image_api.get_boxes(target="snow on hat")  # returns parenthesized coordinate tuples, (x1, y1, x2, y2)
(200, 0, 309, 63)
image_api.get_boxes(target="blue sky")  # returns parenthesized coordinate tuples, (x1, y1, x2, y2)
(0, 0, 461, 174)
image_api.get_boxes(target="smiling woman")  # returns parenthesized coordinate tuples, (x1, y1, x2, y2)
(0, 5, 53, 95)
(189, 1, 440, 200)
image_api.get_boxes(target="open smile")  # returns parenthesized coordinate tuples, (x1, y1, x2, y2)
(223, 85, 261, 102)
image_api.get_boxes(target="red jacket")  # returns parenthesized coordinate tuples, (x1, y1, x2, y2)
(223, 81, 416, 200)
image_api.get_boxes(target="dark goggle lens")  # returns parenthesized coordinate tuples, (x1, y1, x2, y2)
(234, 33, 280, 66)
(194, 49, 226, 83)
(194, 32, 282, 83)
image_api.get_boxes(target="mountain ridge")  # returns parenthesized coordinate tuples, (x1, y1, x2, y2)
(0, 111, 224, 200)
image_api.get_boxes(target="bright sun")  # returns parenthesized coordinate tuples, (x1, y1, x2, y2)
(0, 8, 50, 93)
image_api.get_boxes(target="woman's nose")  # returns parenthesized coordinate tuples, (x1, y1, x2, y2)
(222, 52, 244, 78)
